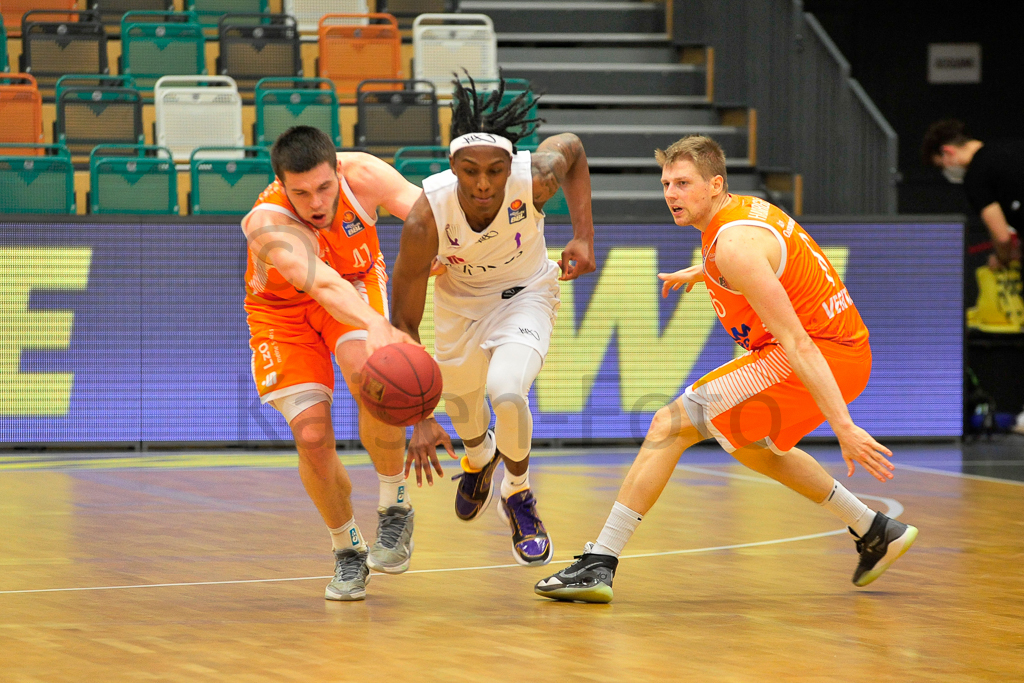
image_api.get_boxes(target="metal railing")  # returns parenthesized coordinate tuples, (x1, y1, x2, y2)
(673, 0, 898, 214)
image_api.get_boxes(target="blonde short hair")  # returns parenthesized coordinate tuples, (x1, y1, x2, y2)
(655, 135, 728, 191)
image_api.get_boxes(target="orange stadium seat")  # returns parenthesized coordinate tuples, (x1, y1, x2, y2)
(0, 73, 43, 154)
(318, 13, 402, 101)
(0, 0, 77, 35)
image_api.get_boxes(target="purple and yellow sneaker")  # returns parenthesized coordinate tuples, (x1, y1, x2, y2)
(451, 436, 500, 522)
(497, 488, 553, 566)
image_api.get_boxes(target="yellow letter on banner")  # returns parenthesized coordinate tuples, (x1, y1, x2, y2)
(0, 248, 92, 416)
(537, 247, 718, 413)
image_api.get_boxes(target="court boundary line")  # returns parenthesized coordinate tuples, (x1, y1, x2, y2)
(0, 468, 904, 596)
(897, 463, 1024, 487)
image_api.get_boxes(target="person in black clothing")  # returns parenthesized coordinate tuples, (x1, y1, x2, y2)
(923, 119, 1023, 270)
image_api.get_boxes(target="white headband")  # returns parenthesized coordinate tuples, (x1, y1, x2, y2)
(449, 133, 514, 156)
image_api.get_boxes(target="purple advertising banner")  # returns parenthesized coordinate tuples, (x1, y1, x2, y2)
(0, 219, 963, 445)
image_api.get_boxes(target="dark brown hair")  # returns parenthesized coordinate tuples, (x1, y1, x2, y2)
(270, 126, 336, 181)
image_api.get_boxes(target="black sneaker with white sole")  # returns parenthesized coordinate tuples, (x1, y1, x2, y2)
(534, 542, 618, 604)
(851, 512, 918, 587)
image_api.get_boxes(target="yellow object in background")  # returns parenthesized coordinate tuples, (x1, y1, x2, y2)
(967, 262, 1023, 333)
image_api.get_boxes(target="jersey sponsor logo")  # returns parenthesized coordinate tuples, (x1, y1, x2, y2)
(502, 286, 525, 299)
(447, 255, 466, 265)
(261, 371, 278, 388)
(475, 230, 499, 243)
(821, 287, 854, 319)
(783, 217, 796, 237)
(750, 197, 771, 221)
(729, 324, 752, 350)
(341, 210, 364, 237)
(519, 327, 540, 340)
(508, 199, 527, 224)
(445, 224, 460, 247)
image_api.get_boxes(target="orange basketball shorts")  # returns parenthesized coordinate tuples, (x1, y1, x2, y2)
(681, 339, 872, 454)
(246, 265, 389, 404)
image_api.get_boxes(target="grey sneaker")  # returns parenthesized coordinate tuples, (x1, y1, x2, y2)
(325, 548, 370, 601)
(367, 505, 415, 574)
(851, 512, 918, 587)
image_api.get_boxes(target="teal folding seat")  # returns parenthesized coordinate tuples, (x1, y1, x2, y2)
(120, 12, 206, 91)
(0, 144, 75, 214)
(255, 77, 339, 147)
(190, 146, 274, 215)
(393, 145, 448, 187)
(188, 0, 268, 28)
(89, 144, 179, 214)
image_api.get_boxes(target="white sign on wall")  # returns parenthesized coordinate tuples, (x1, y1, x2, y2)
(928, 43, 982, 84)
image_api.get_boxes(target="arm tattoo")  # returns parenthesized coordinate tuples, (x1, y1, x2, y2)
(532, 133, 583, 206)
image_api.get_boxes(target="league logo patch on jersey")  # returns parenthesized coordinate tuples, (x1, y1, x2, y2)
(341, 210, 364, 237)
(508, 199, 527, 224)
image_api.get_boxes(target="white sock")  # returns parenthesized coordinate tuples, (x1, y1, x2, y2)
(592, 501, 644, 557)
(464, 430, 496, 470)
(378, 471, 410, 510)
(500, 466, 529, 498)
(328, 518, 367, 552)
(819, 480, 876, 536)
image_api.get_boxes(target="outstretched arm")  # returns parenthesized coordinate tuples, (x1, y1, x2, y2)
(340, 152, 424, 222)
(389, 194, 457, 484)
(715, 226, 894, 482)
(390, 193, 440, 343)
(244, 211, 414, 355)
(531, 133, 596, 280)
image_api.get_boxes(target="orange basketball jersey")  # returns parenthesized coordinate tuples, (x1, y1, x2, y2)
(701, 195, 869, 351)
(243, 161, 384, 306)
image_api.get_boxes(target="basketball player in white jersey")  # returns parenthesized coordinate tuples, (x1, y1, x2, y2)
(390, 76, 596, 565)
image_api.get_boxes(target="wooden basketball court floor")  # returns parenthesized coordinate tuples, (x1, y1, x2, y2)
(1, 442, 1022, 682)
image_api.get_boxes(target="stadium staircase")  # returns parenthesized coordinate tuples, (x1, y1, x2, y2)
(460, 0, 784, 221)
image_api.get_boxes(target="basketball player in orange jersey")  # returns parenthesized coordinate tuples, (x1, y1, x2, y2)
(536, 135, 918, 603)
(243, 126, 425, 602)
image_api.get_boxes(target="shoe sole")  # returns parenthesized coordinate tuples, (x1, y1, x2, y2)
(366, 539, 414, 574)
(497, 499, 554, 567)
(854, 525, 919, 587)
(534, 584, 613, 604)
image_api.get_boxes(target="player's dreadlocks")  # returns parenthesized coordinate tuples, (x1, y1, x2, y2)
(449, 71, 542, 150)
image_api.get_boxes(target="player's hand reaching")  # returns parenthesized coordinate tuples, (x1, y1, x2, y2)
(365, 318, 420, 357)
(835, 423, 895, 482)
(659, 265, 704, 297)
(405, 417, 457, 486)
(558, 238, 596, 281)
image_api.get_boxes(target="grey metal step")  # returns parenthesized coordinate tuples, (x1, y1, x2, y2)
(541, 124, 748, 161)
(538, 108, 719, 126)
(498, 45, 677, 64)
(586, 156, 754, 170)
(460, 1, 664, 34)
(496, 32, 669, 43)
(502, 63, 705, 98)
(539, 94, 709, 106)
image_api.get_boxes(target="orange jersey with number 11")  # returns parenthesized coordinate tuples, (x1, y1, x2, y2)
(242, 161, 385, 306)
(701, 195, 869, 351)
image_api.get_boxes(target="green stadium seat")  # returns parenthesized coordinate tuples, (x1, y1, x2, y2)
(54, 74, 137, 103)
(254, 77, 340, 147)
(393, 145, 448, 187)
(1, 17, 9, 72)
(120, 12, 206, 91)
(0, 143, 75, 214)
(189, 0, 269, 28)
(190, 146, 274, 215)
(89, 144, 179, 214)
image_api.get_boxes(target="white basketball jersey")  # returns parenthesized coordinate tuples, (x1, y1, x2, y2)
(423, 150, 558, 320)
